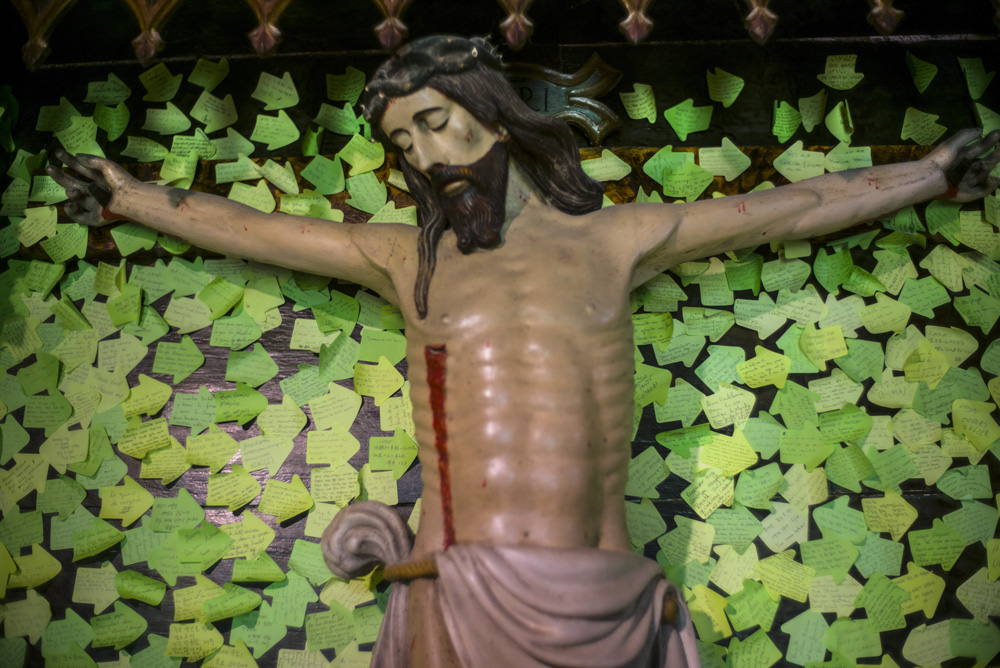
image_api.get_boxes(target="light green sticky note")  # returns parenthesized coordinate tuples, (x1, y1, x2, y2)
(72, 560, 119, 614)
(698, 138, 750, 181)
(908, 521, 965, 574)
(581, 149, 631, 181)
(824, 99, 854, 144)
(905, 51, 937, 93)
(957, 57, 995, 100)
(142, 102, 191, 135)
(54, 115, 105, 156)
(259, 475, 314, 522)
(85, 72, 132, 105)
(700, 383, 754, 430)
(817, 54, 864, 90)
(7, 544, 56, 589)
(950, 617, 1000, 667)
(253, 159, 296, 195)
(358, 328, 406, 365)
(225, 343, 278, 388)
(773, 140, 824, 182)
(901, 107, 946, 145)
(663, 99, 712, 141)
(337, 134, 385, 176)
(140, 62, 182, 102)
(662, 161, 715, 202)
(955, 286, 1000, 334)
(772, 100, 801, 142)
(110, 221, 158, 256)
(251, 71, 299, 110)
(619, 83, 656, 123)
(121, 135, 169, 162)
(326, 66, 365, 104)
(706, 68, 743, 108)
(39, 223, 87, 264)
(138, 435, 189, 485)
(190, 90, 238, 134)
(72, 516, 125, 561)
(250, 110, 299, 150)
(212, 128, 256, 161)
(642, 145, 693, 185)
(300, 154, 346, 195)
(151, 334, 204, 384)
(36, 96, 80, 131)
(198, 276, 245, 320)
(185, 57, 229, 95)
(314, 102, 360, 135)
(231, 550, 285, 583)
(165, 621, 224, 661)
(620, 496, 665, 550)
(975, 102, 1000, 138)
(228, 180, 276, 213)
(170, 386, 216, 436)
(184, 423, 238, 473)
(346, 171, 387, 214)
(368, 200, 418, 225)
(94, 102, 129, 141)
(799, 90, 827, 134)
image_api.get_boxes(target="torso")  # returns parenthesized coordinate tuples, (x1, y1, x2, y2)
(385, 202, 640, 558)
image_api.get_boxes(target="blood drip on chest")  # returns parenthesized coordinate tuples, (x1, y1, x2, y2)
(425, 344, 456, 549)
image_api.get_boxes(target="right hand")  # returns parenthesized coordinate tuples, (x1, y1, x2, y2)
(46, 150, 137, 226)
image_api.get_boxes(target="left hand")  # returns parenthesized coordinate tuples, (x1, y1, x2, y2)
(926, 128, 1000, 202)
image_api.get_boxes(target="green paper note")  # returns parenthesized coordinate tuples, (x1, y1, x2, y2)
(663, 99, 712, 141)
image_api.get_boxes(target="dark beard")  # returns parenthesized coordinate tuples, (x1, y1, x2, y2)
(429, 140, 510, 254)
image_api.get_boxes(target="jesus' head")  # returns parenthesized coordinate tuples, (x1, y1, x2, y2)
(362, 35, 605, 318)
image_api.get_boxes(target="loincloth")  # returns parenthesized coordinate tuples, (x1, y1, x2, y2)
(373, 543, 702, 668)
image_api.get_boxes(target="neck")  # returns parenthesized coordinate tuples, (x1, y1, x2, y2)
(503, 159, 535, 227)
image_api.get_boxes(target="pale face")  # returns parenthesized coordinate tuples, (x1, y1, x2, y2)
(380, 88, 501, 196)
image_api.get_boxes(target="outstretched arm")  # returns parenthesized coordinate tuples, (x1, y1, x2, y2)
(624, 129, 1000, 287)
(47, 152, 411, 303)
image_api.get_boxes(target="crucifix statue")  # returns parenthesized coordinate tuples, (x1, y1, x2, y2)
(51, 35, 999, 668)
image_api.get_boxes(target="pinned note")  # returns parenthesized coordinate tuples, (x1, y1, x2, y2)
(817, 55, 864, 90)
(619, 83, 657, 123)
(663, 99, 712, 141)
(251, 71, 299, 110)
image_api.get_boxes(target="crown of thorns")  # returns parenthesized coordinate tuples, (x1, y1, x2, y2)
(362, 35, 503, 123)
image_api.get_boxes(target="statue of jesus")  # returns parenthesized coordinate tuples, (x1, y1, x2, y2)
(51, 35, 999, 668)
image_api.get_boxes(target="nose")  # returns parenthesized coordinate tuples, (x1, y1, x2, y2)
(410, 137, 446, 176)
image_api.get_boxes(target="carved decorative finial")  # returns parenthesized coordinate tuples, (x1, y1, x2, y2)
(373, 0, 414, 52)
(618, 0, 653, 44)
(498, 0, 534, 50)
(244, 0, 294, 55)
(122, 0, 184, 66)
(743, 0, 778, 45)
(10, 0, 78, 70)
(866, 0, 904, 36)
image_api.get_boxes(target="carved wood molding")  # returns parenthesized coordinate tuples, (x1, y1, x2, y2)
(618, 0, 653, 44)
(372, 0, 413, 52)
(244, 0, 295, 55)
(743, 0, 778, 44)
(10, 0, 78, 70)
(123, 0, 185, 66)
(506, 53, 623, 145)
(497, 0, 534, 50)
(7, 0, 998, 68)
(866, 0, 904, 36)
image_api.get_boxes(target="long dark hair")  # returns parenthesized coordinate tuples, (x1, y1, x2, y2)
(364, 36, 605, 318)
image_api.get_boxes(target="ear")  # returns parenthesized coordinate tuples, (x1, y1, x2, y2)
(496, 124, 511, 141)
